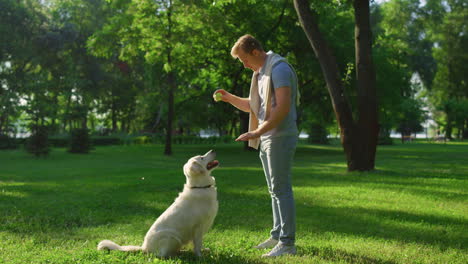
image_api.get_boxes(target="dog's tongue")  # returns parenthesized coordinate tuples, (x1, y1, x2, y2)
(207, 160, 219, 170)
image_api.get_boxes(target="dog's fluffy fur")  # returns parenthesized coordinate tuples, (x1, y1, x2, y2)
(97, 150, 219, 257)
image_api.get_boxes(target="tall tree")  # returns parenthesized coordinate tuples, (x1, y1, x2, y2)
(428, 0, 468, 139)
(294, 0, 379, 171)
(183, 0, 300, 150)
(0, 0, 45, 134)
(89, 0, 193, 155)
(372, 0, 424, 142)
(44, 0, 111, 133)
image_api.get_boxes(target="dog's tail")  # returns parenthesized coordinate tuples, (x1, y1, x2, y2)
(97, 240, 142, 252)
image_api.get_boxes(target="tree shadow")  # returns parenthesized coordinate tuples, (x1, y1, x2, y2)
(298, 204, 466, 250)
(215, 190, 467, 251)
(0, 179, 177, 235)
(299, 245, 397, 264)
(295, 145, 344, 157)
(292, 167, 467, 202)
(1, 143, 466, 261)
(175, 250, 268, 264)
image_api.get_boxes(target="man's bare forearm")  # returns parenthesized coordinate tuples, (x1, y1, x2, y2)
(226, 94, 251, 113)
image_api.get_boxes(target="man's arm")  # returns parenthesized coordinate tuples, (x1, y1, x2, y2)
(255, 86, 291, 134)
(226, 93, 251, 113)
(213, 89, 250, 113)
(235, 86, 291, 141)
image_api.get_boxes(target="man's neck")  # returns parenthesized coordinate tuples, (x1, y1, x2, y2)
(255, 52, 268, 72)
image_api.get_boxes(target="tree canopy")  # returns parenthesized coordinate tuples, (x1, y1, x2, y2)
(1, 0, 466, 157)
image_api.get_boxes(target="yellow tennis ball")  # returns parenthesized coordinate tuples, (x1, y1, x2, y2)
(214, 92, 223, 102)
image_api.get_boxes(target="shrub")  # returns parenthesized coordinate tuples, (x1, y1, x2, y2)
(48, 136, 70, 147)
(220, 135, 234, 143)
(0, 134, 18, 149)
(69, 128, 91, 154)
(308, 124, 329, 144)
(133, 135, 152, 144)
(25, 125, 50, 157)
(151, 134, 165, 144)
(92, 136, 122, 146)
(378, 136, 394, 145)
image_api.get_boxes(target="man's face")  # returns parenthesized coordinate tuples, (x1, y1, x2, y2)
(237, 49, 258, 71)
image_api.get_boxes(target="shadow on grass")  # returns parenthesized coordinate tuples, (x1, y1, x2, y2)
(296, 203, 467, 250)
(295, 145, 344, 156)
(97, 248, 268, 264)
(300, 245, 397, 264)
(215, 190, 467, 251)
(1, 143, 467, 261)
(0, 180, 174, 235)
(293, 167, 467, 201)
(176, 250, 268, 264)
(1, 170, 465, 253)
(98, 245, 397, 264)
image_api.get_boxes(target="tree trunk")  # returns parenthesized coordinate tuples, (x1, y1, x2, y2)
(231, 66, 251, 151)
(82, 116, 88, 129)
(81, 95, 89, 130)
(64, 93, 72, 132)
(111, 98, 118, 132)
(294, 0, 379, 171)
(164, 69, 175, 156)
(0, 87, 7, 134)
(445, 116, 452, 140)
(151, 104, 163, 132)
(463, 119, 468, 140)
(352, 0, 379, 170)
(164, 1, 175, 156)
(0, 112, 6, 135)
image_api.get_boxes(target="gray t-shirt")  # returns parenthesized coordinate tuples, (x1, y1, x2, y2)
(257, 61, 298, 139)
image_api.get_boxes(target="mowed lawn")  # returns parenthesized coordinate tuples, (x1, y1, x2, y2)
(0, 141, 467, 264)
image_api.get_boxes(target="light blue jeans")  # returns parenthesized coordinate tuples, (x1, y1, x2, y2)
(259, 136, 297, 246)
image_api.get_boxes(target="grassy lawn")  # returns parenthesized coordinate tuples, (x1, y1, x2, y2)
(0, 141, 467, 264)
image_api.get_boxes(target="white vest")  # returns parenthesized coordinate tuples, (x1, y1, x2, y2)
(247, 51, 300, 149)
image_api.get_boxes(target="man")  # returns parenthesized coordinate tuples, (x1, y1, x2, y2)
(213, 34, 299, 257)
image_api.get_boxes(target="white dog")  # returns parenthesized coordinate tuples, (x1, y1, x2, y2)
(97, 150, 219, 257)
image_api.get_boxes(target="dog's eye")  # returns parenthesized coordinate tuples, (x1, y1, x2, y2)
(201, 157, 204, 160)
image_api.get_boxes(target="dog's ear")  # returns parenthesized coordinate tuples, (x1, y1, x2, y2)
(189, 162, 205, 176)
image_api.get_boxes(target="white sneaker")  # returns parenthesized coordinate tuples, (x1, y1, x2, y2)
(253, 237, 279, 249)
(262, 243, 297, 257)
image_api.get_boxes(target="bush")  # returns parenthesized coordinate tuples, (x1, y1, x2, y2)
(169, 135, 234, 145)
(48, 136, 70, 147)
(27, 132, 236, 149)
(48, 135, 123, 147)
(69, 128, 92, 154)
(25, 125, 50, 157)
(307, 124, 329, 144)
(92, 136, 122, 146)
(220, 135, 234, 143)
(152, 134, 165, 144)
(378, 136, 394, 145)
(0, 134, 18, 149)
(133, 135, 152, 144)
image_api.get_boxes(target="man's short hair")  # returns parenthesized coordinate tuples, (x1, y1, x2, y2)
(231, 34, 264, 58)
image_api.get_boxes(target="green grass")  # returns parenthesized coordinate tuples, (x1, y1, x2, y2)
(0, 141, 467, 264)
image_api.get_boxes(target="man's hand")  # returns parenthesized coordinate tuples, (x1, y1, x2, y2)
(235, 131, 260, 141)
(212, 89, 230, 102)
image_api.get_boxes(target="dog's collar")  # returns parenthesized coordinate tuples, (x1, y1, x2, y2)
(189, 185, 214, 189)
